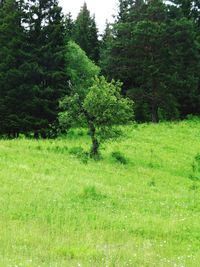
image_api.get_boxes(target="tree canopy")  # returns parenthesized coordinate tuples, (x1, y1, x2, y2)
(1, 0, 200, 137)
(60, 42, 133, 156)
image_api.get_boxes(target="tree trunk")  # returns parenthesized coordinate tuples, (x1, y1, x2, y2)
(151, 79, 159, 123)
(151, 100, 159, 123)
(34, 131, 39, 139)
(14, 132, 19, 138)
(89, 122, 99, 157)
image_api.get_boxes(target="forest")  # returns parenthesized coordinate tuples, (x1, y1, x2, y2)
(1, 0, 200, 139)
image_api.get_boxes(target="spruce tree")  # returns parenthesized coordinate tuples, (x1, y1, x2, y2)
(64, 12, 74, 41)
(99, 22, 113, 76)
(166, 18, 200, 117)
(73, 2, 99, 63)
(169, 0, 200, 27)
(24, 0, 68, 137)
(100, 0, 200, 122)
(0, 0, 26, 136)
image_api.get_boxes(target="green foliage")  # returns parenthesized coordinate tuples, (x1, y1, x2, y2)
(60, 74, 134, 157)
(60, 42, 133, 157)
(83, 76, 134, 128)
(64, 12, 74, 41)
(58, 41, 100, 134)
(0, 0, 26, 135)
(73, 2, 100, 62)
(98, 126, 123, 142)
(1, 0, 200, 138)
(25, 0, 67, 135)
(1, 0, 200, 137)
(65, 41, 100, 94)
(99, 22, 114, 75)
(0, 0, 68, 136)
(100, 0, 200, 122)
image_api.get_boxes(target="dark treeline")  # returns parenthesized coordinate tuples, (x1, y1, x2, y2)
(0, 0, 200, 137)
(100, 0, 200, 122)
(0, 0, 67, 137)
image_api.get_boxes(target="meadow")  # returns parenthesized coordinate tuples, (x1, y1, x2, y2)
(0, 120, 200, 267)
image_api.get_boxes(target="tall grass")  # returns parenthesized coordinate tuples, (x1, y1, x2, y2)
(0, 120, 200, 266)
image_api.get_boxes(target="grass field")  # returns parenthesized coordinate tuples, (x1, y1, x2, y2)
(0, 120, 200, 267)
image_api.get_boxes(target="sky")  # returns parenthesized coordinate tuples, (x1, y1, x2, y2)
(59, 0, 118, 32)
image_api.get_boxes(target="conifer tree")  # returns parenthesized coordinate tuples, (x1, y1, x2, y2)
(64, 12, 74, 41)
(0, 0, 26, 136)
(169, 0, 200, 27)
(100, 0, 200, 122)
(24, 0, 68, 137)
(73, 2, 99, 62)
(99, 22, 114, 76)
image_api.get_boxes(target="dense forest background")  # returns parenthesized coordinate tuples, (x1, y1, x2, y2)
(0, 0, 200, 137)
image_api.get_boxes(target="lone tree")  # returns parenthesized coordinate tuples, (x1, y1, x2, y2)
(59, 41, 133, 157)
(83, 76, 134, 156)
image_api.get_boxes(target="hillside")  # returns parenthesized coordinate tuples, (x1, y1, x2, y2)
(0, 120, 200, 266)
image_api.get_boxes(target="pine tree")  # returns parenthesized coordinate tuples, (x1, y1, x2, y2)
(64, 12, 74, 41)
(166, 18, 200, 117)
(170, 0, 192, 19)
(99, 22, 113, 75)
(100, 0, 200, 122)
(169, 0, 200, 26)
(23, 0, 68, 137)
(73, 2, 99, 62)
(100, 0, 144, 89)
(0, 0, 27, 136)
(117, 0, 130, 22)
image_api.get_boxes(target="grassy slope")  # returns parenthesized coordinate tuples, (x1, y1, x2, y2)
(0, 121, 200, 267)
